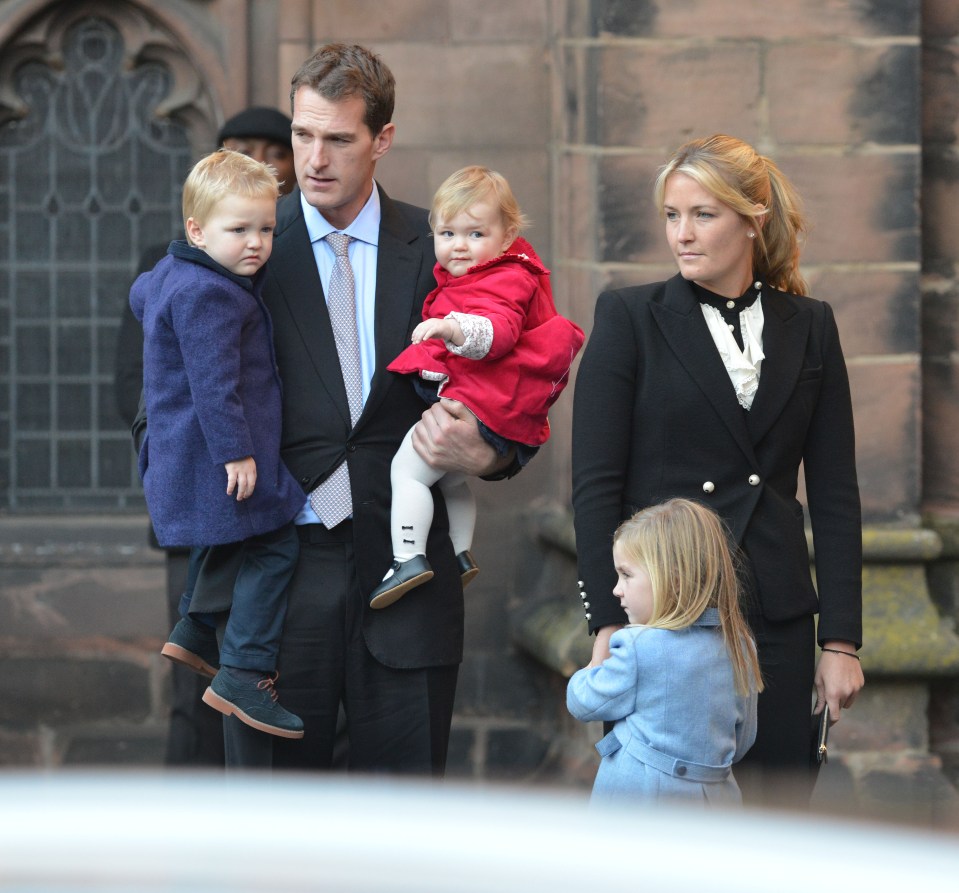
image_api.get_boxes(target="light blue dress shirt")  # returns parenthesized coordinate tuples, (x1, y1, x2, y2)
(294, 183, 382, 526)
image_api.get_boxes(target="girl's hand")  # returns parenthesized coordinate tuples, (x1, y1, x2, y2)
(589, 624, 624, 667)
(225, 456, 257, 500)
(412, 319, 453, 344)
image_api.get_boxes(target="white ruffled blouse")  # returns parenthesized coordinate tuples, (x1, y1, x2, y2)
(698, 282, 765, 410)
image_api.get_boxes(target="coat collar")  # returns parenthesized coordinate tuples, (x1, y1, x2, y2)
(650, 274, 811, 452)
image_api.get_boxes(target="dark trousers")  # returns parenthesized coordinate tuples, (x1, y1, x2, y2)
(737, 612, 819, 807)
(222, 521, 459, 774)
(181, 523, 299, 672)
(164, 549, 224, 766)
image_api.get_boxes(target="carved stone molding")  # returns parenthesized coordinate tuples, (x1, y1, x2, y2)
(0, 0, 218, 153)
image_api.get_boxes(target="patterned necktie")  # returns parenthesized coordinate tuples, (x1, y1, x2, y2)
(308, 232, 363, 527)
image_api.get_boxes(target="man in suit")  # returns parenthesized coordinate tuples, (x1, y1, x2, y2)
(199, 43, 516, 772)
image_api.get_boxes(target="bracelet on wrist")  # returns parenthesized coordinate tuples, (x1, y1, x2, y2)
(821, 647, 860, 661)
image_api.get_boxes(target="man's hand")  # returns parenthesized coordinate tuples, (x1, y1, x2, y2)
(225, 456, 257, 500)
(411, 398, 506, 476)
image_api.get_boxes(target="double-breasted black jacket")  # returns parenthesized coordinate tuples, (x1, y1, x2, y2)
(261, 184, 464, 669)
(572, 273, 862, 646)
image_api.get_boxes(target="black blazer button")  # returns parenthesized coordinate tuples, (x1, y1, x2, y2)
(347, 441, 357, 452)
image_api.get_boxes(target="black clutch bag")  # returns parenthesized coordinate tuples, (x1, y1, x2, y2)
(816, 704, 831, 765)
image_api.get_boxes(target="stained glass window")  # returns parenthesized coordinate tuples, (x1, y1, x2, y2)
(0, 15, 194, 510)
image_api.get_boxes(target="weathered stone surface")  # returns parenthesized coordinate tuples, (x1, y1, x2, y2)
(595, 44, 761, 148)
(847, 361, 921, 522)
(835, 559, 959, 677)
(0, 654, 154, 727)
(62, 729, 166, 766)
(768, 44, 918, 145)
(485, 726, 551, 779)
(808, 270, 919, 359)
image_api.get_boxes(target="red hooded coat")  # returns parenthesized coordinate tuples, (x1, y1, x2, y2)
(387, 237, 584, 446)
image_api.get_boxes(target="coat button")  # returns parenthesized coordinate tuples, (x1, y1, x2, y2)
(583, 601, 590, 609)
(702, 481, 715, 494)
(585, 612, 592, 621)
(748, 474, 760, 486)
(347, 441, 357, 452)
(676, 765, 687, 777)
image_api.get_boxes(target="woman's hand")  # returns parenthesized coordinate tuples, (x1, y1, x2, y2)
(813, 640, 864, 722)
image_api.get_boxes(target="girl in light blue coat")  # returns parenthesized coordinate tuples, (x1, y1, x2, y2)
(567, 498, 762, 805)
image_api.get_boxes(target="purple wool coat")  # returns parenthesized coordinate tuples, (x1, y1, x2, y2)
(129, 241, 305, 547)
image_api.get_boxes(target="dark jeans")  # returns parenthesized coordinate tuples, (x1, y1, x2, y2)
(181, 523, 299, 672)
(164, 548, 224, 766)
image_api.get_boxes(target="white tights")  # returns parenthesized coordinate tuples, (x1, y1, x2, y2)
(389, 427, 475, 560)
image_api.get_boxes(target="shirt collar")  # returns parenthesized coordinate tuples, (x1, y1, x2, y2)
(693, 607, 721, 628)
(301, 181, 381, 247)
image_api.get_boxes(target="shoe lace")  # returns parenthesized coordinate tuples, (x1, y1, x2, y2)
(256, 671, 280, 702)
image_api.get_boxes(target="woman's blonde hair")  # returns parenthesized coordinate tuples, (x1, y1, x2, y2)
(653, 134, 808, 295)
(182, 149, 280, 242)
(429, 165, 529, 236)
(613, 498, 763, 696)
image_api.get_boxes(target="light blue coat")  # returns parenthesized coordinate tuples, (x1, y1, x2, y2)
(567, 608, 757, 806)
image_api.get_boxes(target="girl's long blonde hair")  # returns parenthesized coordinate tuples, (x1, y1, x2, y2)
(653, 134, 808, 296)
(613, 498, 763, 696)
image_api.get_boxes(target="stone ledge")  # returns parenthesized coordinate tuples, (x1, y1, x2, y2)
(0, 515, 162, 567)
(514, 505, 959, 680)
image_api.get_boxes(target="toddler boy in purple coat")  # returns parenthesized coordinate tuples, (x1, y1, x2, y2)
(130, 150, 306, 739)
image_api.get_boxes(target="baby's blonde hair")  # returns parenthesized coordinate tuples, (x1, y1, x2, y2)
(613, 499, 763, 696)
(429, 165, 529, 236)
(182, 149, 280, 243)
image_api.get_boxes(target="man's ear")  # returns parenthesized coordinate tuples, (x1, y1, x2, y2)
(371, 122, 395, 162)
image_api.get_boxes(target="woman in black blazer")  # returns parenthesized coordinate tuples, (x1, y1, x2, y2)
(572, 134, 864, 805)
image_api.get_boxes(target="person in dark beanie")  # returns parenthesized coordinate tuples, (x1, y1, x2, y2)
(218, 107, 295, 197)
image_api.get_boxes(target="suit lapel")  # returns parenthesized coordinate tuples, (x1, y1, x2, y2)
(361, 185, 429, 425)
(270, 190, 353, 427)
(745, 289, 809, 444)
(651, 275, 757, 463)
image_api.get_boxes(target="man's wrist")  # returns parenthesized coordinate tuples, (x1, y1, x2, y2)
(479, 448, 521, 481)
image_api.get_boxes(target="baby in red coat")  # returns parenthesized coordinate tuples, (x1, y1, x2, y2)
(369, 166, 584, 608)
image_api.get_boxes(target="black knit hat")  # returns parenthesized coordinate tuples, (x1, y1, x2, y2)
(217, 107, 292, 149)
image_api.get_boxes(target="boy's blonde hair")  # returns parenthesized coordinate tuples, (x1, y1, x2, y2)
(613, 498, 763, 696)
(182, 149, 280, 242)
(429, 165, 529, 236)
